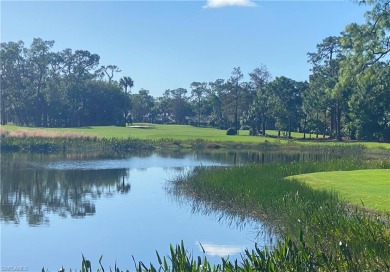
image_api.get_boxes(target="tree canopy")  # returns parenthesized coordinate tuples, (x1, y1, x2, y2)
(1, 0, 388, 141)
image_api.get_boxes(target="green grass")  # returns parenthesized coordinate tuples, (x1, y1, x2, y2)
(168, 159, 390, 270)
(0, 123, 277, 143)
(287, 169, 390, 212)
(2, 123, 390, 150)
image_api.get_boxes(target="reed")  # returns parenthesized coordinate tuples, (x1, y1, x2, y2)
(69, 230, 389, 271)
(168, 159, 390, 270)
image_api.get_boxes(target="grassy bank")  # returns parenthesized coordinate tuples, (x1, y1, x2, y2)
(166, 159, 390, 270)
(2, 125, 374, 154)
(0, 124, 274, 153)
(287, 169, 390, 212)
(2, 124, 390, 150)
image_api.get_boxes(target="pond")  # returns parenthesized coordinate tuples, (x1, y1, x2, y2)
(0, 148, 369, 270)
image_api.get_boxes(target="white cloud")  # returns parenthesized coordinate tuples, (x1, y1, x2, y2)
(203, 0, 257, 9)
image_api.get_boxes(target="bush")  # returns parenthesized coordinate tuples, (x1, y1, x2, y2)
(226, 127, 237, 135)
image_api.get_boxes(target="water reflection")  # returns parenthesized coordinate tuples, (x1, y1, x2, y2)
(1, 156, 130, 226)
(1, 148, 376, 269)
(190, 147, 355, 166)
(166, 179, 277, 256)
(198, 243, 243, 257)
(1, 147, 363, 227)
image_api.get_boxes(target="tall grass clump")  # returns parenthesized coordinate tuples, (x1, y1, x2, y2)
(0, 128, 158, 153)
(61, 232, 389, 271)
(168, 158, 390, 270)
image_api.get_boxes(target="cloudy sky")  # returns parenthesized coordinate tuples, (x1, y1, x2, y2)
(2, 0, 368, 97)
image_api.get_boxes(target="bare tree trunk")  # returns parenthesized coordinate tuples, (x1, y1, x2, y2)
(323, 110, 327, 138)
(336, 102, 342, 141)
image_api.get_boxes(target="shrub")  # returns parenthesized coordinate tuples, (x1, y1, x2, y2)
(226, 127, 237, 135)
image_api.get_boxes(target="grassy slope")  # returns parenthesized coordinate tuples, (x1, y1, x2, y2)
(287, 169, 390, 212)
(2, 124, 390, 149)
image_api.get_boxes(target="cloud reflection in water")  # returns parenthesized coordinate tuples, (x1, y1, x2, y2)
(197, 242, 243, 257)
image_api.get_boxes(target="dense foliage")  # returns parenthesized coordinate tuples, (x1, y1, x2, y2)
(1, 1, 389, 141)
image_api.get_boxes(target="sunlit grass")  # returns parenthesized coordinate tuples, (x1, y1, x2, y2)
(287, 169, 390, 212)
(165, 159, 390, 270)
(2, 124, 390, 150)
(1, 123, 276, 143)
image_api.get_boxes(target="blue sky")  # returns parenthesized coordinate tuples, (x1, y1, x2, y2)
(2, 1, 368, 97)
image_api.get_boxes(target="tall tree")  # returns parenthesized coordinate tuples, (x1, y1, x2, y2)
(0, 41, 27, 124)
(269, 77, 304, 138)
(119, 76, 134, 123)
(249, 83, 276, 136)
(27, 38, 55, 126)
(207, 79, 226, 129)
(190, 81, 208, 126)
(249, 64, 272, 89)
(130, 89, 154, 122)
(226, 67, 244, 130)
(168, 88, 192, 124)
(308, 36, 344, 140)
(96, 65, 121, 83)
(247, 65, 272, 135)
(337, 0, 390, 141)
(64, 49, 100, 126)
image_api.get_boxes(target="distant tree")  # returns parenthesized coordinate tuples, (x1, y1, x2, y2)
(170, 88, 193, 124)
(190, 81, 208, 126)
(347, 62, 390, 141)
(268, 77, 305, 138)
(226, 67, 244, 130)
(249, 64, 272, 90)
(27, 38, 55, 126)
(63, 49, 100, 126)
(96, 65, 121, 83)
(0, 41, 27, 125)
(130, 89, 154, 122)
(207, 79, 226, 129)
(247, 65, 272, 135)
(119, 76, 134, 123)
(308, 36, 344, 140)
(248, 84, 273, 136)
(337, 0, 390, 141)
(83, 80, 125, 126)
(155, 92, 173, 123)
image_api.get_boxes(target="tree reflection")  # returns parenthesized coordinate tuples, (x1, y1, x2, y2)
(1, 159, 131, 226)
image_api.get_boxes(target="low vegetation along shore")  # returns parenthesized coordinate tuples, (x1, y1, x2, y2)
(1, 124, 390, 153)
(2, 124, 389, 270)
(165, 159, 390, 271)
(62, 159, 390, 271)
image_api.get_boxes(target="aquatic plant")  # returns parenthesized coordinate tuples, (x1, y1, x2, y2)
(168, 159, 390, 270)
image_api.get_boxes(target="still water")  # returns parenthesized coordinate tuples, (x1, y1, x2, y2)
(1, 149, 356, 270)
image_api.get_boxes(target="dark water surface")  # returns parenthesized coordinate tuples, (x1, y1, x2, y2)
(0, 148, 365, 270)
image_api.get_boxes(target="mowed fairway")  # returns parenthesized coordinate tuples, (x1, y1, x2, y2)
(288, 169, 390, 212)
(1, 124, 276, 143)
(2, 124, 390, 149)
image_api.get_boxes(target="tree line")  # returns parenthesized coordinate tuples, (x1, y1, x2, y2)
(1, 0, 389, 141)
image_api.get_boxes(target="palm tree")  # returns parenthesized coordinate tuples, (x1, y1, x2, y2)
(119, 76, 134, 124)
